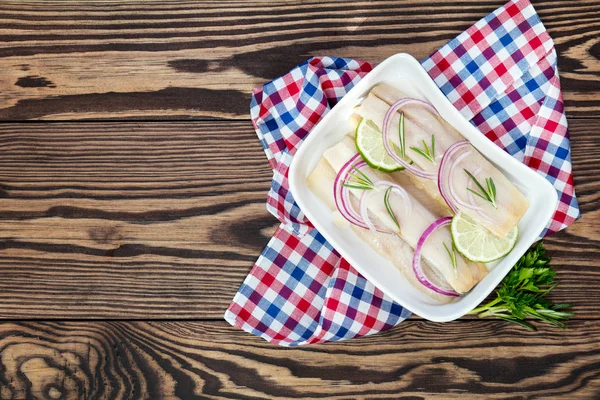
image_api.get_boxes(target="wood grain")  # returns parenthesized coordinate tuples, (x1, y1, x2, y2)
(0, 320, 599, 399)
(0, 121, 275, 318)
(0, 2, 598, 399)
(0, 119, 596, 319)
(0, 0, 598, 120)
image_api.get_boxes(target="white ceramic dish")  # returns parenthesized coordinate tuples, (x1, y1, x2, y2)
(288, 53, 558, 322)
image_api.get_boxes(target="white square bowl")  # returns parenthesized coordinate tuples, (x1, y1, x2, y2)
(288, 53, 558, 322)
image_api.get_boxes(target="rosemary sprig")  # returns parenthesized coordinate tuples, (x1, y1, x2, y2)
(443, 241, 458, 274)
(409, 134, 436, 163)
(383, 186, 401, 231)
(342, 166, 375, 191)
(464, 169, 498, 209)
(469, 242, 574, 330)
(398, 112, 406, 159)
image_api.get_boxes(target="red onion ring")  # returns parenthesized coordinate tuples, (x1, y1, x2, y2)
(333, 154, 369, 229)
(334, 155, 413, 233)
(438, 141, 467, 213)
(358, 179, 413, 233)
(381, 98, 438, 180)
(448, 151, 483, 211)
(412, 217, 460, 297)
(359, 190, 378, 232)
(438, 140, 488, 213)
(438, 142, 497, 226)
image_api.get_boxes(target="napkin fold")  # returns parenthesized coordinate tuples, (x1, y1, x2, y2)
(225, 0, 579, 346)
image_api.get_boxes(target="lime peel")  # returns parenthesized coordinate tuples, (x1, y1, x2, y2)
(355, 118, 405, 173)
(451, 212, 518, 263)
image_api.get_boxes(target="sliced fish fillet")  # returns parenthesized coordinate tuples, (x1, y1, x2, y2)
(320, 137, 487, 294)
(307, 156, 453, 304)
(361, 83, 529, 238)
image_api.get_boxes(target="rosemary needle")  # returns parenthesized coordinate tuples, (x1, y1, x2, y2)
(464, 168, 497, 209)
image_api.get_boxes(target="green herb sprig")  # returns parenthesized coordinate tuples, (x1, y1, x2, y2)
(342, 166, 375, 191)
(443, 241, 458, 274)
(398, 112, 406, 159)
(464, 169, 497, 209)
(410, 134, 436, 164)
(469, 242, 573, 330)
(384, 186, 401, 231)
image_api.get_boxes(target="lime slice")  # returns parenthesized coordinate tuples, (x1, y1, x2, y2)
(355, 118, 404, 172)
(451, 212, 518, 263)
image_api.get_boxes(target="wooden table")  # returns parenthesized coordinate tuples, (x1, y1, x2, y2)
(0, 1, 598, 399)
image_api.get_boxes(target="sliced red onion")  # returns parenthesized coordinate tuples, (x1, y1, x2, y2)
(341, 185, 362, 225)
(381, 98, 438, 180)
(359, 190, 377, 232)
(373, 179, 411, 220)
(438, 142, 497, 226)
(448, 151, 483, 211)
(412, 217, 460, 297)
(334, 155, 395, 233)
(333, 154, 369, 229)
(438, 141, 467, 212)
(438, 140, 485, 213)
(334, 155, 413, 233)
(466, 168, 496, 225)
(359, 180, 412, 233)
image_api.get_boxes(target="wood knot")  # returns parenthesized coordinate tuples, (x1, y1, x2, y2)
(88, 226, 123, 245)
(48, 386, 63, 399)
(15, 75, 56, 88)
(0, 341, 95, 400)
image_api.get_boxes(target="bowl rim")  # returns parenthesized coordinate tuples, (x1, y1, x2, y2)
(289, 52, 558, 322)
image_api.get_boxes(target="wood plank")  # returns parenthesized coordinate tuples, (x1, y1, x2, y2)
(0, 320, 599, 399)
(0, 0, 598, 120)
(0, 121, 275, 318)
(0, 119, 596, 319)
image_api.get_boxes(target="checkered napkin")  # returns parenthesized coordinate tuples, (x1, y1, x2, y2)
(225, 0, 579, 346)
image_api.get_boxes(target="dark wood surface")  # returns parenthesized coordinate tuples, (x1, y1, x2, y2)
(0, 1, 599, 399)
(1, 320, 600, 400)
(0, 120, 598, 320)
(0, 0, 599, 120)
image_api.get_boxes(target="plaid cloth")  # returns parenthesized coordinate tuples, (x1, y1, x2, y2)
(225, 0, 579, 346)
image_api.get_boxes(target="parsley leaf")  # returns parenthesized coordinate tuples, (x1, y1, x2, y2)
(469, 242, 573, 330)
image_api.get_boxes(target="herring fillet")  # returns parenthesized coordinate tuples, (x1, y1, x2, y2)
(359, 83, 529, 238)
(307, 157, 453, 304)
(321, 137, 487, 294)
(353, 94, 448, 208)
(349, 111, 451, 215)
